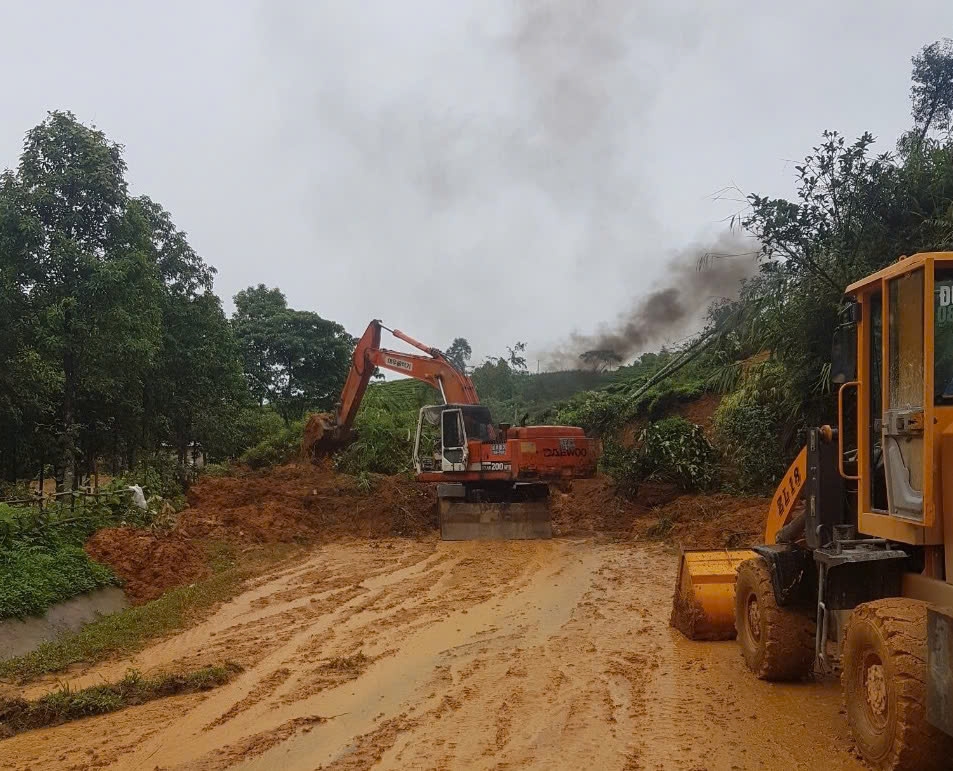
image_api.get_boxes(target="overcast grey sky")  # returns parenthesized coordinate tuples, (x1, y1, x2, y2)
(1, 1, 950, 367)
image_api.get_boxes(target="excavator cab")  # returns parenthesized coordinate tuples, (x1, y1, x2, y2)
(439, 407, 468, 471)
(414, 405, 472, 472)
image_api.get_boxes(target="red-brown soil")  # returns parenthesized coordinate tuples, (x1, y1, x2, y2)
(84, 528, 209, 604)
(553, 474, 769, 549)
(620, 392, 722, 446)
(178, 462, 436, 543)
(83, 463, 436, 603)
(84, 451, 764, 609)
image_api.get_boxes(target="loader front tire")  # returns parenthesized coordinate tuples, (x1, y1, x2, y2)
(842, 599, 953, 771)
(734, 557, 815, 681)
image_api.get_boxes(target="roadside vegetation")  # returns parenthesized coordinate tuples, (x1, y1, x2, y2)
(0, 483, 159, 620)
(0, 542, 298, 683)
(0, 662, 241, 738)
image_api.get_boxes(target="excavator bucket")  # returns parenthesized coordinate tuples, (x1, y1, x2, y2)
(671, 548, 756, 640)
(301, 413, 352, 458)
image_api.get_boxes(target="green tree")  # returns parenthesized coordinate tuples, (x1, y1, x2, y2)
(12, 111, 162, 486)
(129, 197, 246, 474)
(232, 285, 288, 405)
(158, 292, 246, 470)
(471, 358, 514, 402)
(444, 337, 472, 373)
(909, 38, 953, 149)
(0, 172, 59, 481)
(0, 111, 263, 485)
(269, 309, 353, 422)
(507, 341, 528, 371)
(719, 39, 953, 473)
(232, 286, 354, 422)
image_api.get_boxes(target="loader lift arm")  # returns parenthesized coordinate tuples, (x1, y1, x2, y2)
(764, 446, 808, 545)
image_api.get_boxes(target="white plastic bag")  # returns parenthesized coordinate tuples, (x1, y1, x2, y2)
(128, 484, 148, 510)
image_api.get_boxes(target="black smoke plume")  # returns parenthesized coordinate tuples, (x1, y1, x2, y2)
(545, 232, 759, 369)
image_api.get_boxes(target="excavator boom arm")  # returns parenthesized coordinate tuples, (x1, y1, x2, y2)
(334, 320, 479, 431)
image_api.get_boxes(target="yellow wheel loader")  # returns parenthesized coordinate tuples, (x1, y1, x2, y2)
(673, 252, 953, 769)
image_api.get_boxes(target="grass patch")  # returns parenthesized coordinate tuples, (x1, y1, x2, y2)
(0, 543, 299, 684)
(204, 540, 240, 574)
(0, 544, 117, 620)
(0, 662, 242, 738)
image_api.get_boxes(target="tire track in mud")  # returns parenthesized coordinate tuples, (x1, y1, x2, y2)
(1, 540, 865, 771)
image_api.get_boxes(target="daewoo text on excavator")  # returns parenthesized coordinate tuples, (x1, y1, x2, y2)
(673, 253, 953, 770)
(303, 320, 601, 540)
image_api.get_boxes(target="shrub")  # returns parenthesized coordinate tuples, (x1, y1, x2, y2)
(712, 361, 792, 493)
(553, 390, 633, 436)
(602, 417, 718, 495)
(553, 379, 709, 438)
(118, 454, 184, 500)
(200, 462, 234, 478)
(0, 486, 150, 552)
(333, 407, 416, 476)
(0, 543, 117, 620)
(203, 405, 286, 461)
(239, 420, 305, 469)
(636, 417, 718, 491)
(599, 440, 642, 497)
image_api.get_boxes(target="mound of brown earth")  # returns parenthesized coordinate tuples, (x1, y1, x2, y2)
(644, 493, 770, 550)
(85, 528, 209, 604)
(85, 459, 764, 607)
(552, 478, 678, 535)
(179, 461, 436, 543)
(552, 474, 769, 548)
(82, 463, 436, 606)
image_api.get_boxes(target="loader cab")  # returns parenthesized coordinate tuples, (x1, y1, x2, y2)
(841, 253, 953, 578)
(413, 404, 496, 474)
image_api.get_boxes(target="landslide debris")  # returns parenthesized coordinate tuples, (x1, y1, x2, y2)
(83, 462, 436, 604)
(178, 462, 436, 542)
(85, 528, 208, 604)
(552, 476, 768, 549)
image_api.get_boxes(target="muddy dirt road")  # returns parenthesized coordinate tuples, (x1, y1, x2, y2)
(2, 539, 865, 770)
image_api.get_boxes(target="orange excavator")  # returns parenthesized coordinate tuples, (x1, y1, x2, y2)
(304, 320, 601, 540)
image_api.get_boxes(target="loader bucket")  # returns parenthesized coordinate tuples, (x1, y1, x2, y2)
(438, 499, 552, 540)
(671, 549, 756, 641)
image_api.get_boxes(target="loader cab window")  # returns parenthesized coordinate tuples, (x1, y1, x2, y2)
(934, 268, 953, 404)
(868, 291, 888, 511)
(884, 268, 925, 519)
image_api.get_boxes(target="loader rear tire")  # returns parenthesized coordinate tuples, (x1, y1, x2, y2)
(734, 557, 815, 681)
(842, 599, 953, 771)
